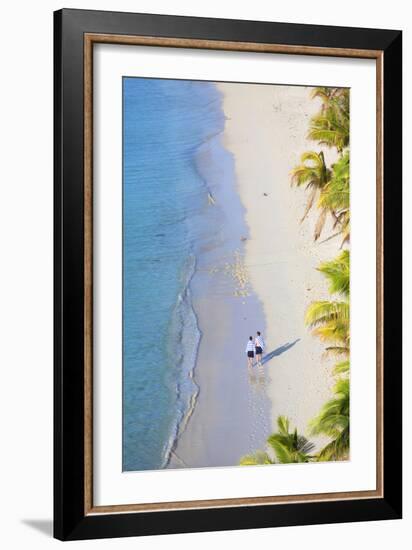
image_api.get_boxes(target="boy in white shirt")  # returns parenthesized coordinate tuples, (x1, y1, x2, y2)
(255, 331, 265, 365)
(245, 336, 255, 368)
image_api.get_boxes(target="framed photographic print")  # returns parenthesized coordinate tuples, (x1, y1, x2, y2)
(54, 8, 402, 541)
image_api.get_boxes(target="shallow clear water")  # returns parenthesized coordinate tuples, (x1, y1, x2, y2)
(123, 78, 225, 471)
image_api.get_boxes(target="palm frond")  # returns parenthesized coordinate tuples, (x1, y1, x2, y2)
(277, 415, 290, 435)
(316, 428, 350, 461)
(290, 151, 330, 191)
(317, 250, 350, 297)
(240, 450, 273, 466)
(323, 345, 350, 358)
(312, 321, 349, 345)
(305, 301, 350, 329)
(310, 377, 350, 461)
(333, 360, 350, 376)
(267, 416, 315, 464)
(307, 96, 350, 151)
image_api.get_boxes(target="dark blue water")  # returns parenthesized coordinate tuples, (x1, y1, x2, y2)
(123, 78, 225, 471)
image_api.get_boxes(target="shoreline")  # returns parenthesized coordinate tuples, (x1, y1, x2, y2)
(162, 254, 201, 469)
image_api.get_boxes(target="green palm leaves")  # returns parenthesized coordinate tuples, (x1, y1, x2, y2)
(240, 416, 314, 465)
(268, 416, 315, 463)
(310, 378, 350, 461)
(290, 151, 330, 190)
(306, 251, 350, 357)
(333, 360, 350, 376)
(240, 450, 273, 466)
(318, 250, 350, 296)
(291, 88, 350, 244)
(305, 301, 350, 354)
(308, 87, 350, 152)
(319, 152, 350, 213)
(291, 151, 331, 236)
(305, 247, 350, 458)
(319, 152, 350, 246)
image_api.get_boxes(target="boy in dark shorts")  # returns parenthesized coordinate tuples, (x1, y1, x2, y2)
(245, 336, 255, 367)
(255, 331, 265, 365)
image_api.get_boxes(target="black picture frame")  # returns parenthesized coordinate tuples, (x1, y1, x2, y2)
(54, 8, 402, 541)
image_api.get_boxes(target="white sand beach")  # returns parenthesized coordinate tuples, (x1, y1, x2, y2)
(170, 82, 340, 468)
(219, 83, 339, 449)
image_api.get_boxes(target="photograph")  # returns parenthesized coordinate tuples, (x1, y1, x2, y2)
(51, 7, 402, 541)
(122, 77, 351, 472)
(0, 0, 406, 544)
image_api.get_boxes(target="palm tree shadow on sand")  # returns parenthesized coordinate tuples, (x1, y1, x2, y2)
(260, 339, 300, 366)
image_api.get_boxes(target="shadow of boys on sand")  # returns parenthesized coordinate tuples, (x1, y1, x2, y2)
(260, 338, 300, 366)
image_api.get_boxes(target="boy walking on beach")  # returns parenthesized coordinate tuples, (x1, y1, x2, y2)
(245, 336, 255, 368)
(255, 331, 265, 365)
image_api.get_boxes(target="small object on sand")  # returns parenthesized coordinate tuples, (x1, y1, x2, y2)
(240, 236, 247, 242)
(263, 192, 268, 196)
(207, 192, 216, 205)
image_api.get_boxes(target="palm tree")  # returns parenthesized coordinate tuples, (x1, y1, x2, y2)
(291, 151, 350, 243)
(305, 300, 350, 357)
(310, 87, 348, 112)
(308, 112, 349, 153)
(306, 250, 350, 356)
(239, 450, 273, 466)
(240, 416, 315, 465)
(317, 152, 350, 245)
(268, 416, 315, 463)
(310, 378, 350, 461)
(333, 360, 350, 376)
(290, 151, 333, 240)
(308, 88, 350, 153)
(318, 250, 350, 297)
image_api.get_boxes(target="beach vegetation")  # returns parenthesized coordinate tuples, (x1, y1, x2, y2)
(309, 377, 350, 461)
(291, 87, 350, 243)
(290, 150, 350, 242)
(308, 88, 350, 153)
(240, 416, 315, 465)
(291, 151, 331, 227)
(318, 152, 350, 246)
(305, 249, 350, 355)
(239, 450, 273, 466)
(304, 241, 350, 458)
(305, 301, 350, 356)
(318, 250, 350, 297)
(333, 360, 350, 376)
(268, 416, 315, 463)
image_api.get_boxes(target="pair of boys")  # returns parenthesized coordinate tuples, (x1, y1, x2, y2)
(245, 331, 265, 367)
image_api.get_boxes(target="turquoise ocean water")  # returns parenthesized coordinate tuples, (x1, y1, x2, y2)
(123, 77, 226, 471)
